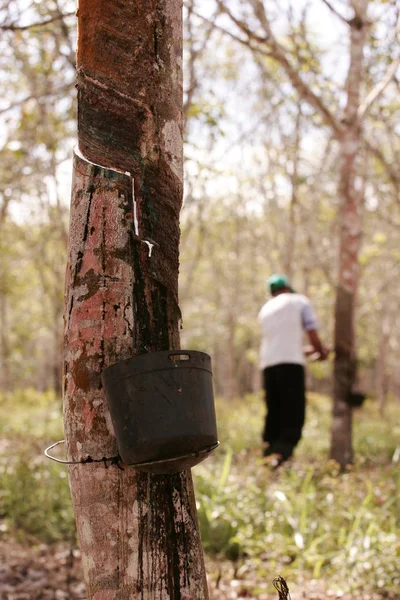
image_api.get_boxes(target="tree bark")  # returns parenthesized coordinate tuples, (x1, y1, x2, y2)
(330, 1, 368, 467)
(63, 1, 209, 598)
(0, 293, 10, 391)
(225, 312, 238, 400)
(284, 105, 302, 279)
(377, 310, 390, 416)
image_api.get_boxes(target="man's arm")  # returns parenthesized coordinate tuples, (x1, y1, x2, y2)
(301, 299, 329, 361)
(306, 329, 329, 361)
(304, 344, 317, 356)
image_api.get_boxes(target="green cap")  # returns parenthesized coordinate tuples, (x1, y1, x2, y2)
(268, 274, 294, 294)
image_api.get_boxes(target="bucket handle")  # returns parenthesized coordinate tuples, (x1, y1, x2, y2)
(168, 352, 191, 362)
(44, 440, 123, 468)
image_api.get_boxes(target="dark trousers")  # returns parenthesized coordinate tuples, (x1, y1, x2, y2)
(262, 363, 306, 459)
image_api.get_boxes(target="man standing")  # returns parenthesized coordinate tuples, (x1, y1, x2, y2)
(258, 274, 328, 467)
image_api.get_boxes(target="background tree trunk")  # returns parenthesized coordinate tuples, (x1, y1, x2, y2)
(63, 1, 209, 598)
(377, 310, 390, 416)
(0, 293, 9, 391)
(284, 104, 302, 280)
(330, 1, 368, 467)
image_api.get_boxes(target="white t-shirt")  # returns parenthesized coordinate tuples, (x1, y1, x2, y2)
(258, 293, 317, 369)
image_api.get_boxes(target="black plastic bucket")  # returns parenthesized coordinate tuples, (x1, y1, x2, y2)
(346, 391, 366, 408)
(101, 350, 218, 473)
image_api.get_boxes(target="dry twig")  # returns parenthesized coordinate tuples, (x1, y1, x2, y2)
(273, 576, 291, 600)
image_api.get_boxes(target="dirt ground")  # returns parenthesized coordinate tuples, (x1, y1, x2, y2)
(0, 539, 397, 600)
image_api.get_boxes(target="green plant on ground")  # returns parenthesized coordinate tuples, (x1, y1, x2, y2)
(1, 389, 400, 595)
(0, 446, 75, 543)
(0, 390, 74, 543)
(194, 393, 400, 594)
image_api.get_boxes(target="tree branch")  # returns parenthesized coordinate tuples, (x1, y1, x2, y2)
(217, 0, 343, 136)
(365, 139, 400, 196)
(188, 7, 274, 59)
(319, 0, 350, 25)
(372, 207, 400, 230)
(0, 84, 73, 115)
(216, 0, 269, 44)
(0, 196, 11, 229)
(53, 1, 76, 68)
(358, 56, 400, 119)
(0, 11, 75, 31)
(184, 2, 222, 124)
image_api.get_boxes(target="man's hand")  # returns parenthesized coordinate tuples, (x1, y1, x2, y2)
(306, 330, 330, 361)
(304, 345, 330, 361)
(317, 344, 330, 361)
(303, 344, 316, 356)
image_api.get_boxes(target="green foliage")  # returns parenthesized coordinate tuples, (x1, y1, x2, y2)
(0, 217, 67, 391)
(0, 390, 399, 594)
(193, 393, 400, 594)
(0, 388, 63, 441)
(0, 390, 74, 543)
(0, 448, 75, 544)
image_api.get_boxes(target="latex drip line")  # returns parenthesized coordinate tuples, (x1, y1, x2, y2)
(44, 440, 124, 469)
(76, 146, 157, 258)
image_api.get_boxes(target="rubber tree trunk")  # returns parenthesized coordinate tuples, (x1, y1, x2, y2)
(330, 2, 368, 468)
(63, 1, 209, 598)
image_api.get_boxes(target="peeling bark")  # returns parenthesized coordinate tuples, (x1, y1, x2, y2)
(63, 1, 209, 598)
(76, 0, 183, 181)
